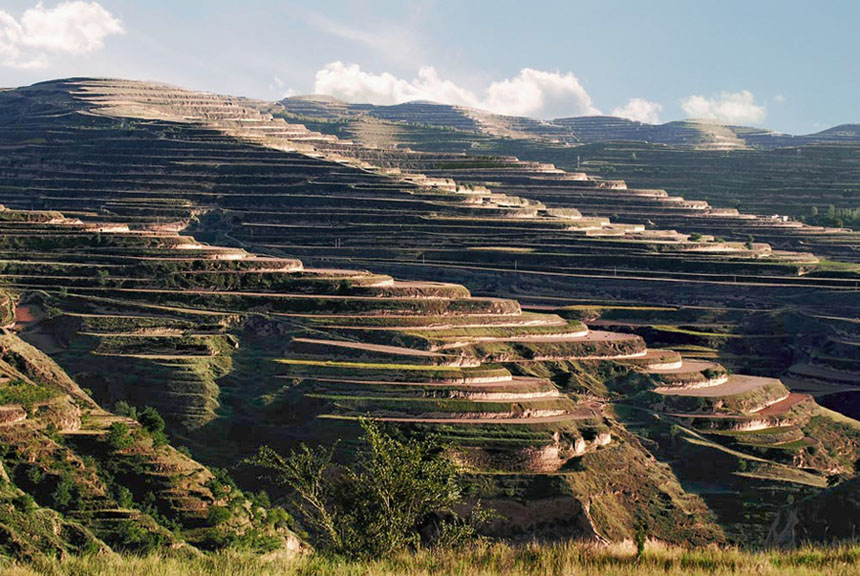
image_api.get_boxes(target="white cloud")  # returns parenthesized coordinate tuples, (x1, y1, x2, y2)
(312, 62, 600, 118)
(611, 98, 662, 124)
(680, 90, 766, 125)
(0, 1, 123, 69)
(774, 94, 786, 103)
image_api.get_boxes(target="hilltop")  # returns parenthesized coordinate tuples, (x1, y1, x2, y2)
(282, 95, 860, 150)
(0, 78, 859, 562)
(277, 96, 860, 227)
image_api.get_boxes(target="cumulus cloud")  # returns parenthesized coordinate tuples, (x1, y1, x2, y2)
(611, 98, 662, 124)
(680, 90, 766, 125)
(0, 1, 123, 69)
(483, 68, 599, 118)
(313, 62, 600, 118)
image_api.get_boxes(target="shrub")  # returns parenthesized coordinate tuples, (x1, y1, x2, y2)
(207, 505, 233, 525)
(25, 465, 45, 486)
(106, 422, 134, 450)
(115, 485, 134, 508)
(137, 406, 168, 447)
(635, 523, 647, 559)
(114, 401, 137, 419)
(0, 378, 56, 406)
(12, 493, 35, 513)
(251, 419, 482, 559)
(114, 519, 165, 553)
(51, 474, 79, 511)
(205, 467, 238, 500)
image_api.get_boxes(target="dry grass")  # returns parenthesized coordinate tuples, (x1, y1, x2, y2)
(5, 541, 860, 576)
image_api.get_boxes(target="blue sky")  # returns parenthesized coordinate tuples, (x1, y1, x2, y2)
(1, 0, 857, 133)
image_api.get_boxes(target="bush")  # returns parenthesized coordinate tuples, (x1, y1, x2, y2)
(251, 419, 483, 559)
(114, 401, 137, 419)
(137, 406, 164, 435)
(205, 467, 238, 500)
(114, 519, 166, 553)
(51, 474, 79, 511)
(115, 485, 134, 508)
(12, 493, 35, 513)
(106, 422, 134, 450)
(137, 406, 168, 447)
(207, 505, 233, 525)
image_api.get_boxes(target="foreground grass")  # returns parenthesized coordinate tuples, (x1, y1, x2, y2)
(4, 541, 860, 576)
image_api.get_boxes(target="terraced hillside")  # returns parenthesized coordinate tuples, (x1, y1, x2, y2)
(276, 91, 860, 398)
(2, 206, 858, 544)
(0, 289, 300, 559)
(280, 97, 860, 233)
(282, 95, 860, 150)
(1, 78, 860, 545)
(0, 206, 713, 542)
(2, 78, 858, 396)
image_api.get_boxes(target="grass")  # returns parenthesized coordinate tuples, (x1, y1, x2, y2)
(0, 378, 58, 406)
(275, 359, 463, 371)
(7, 541, 860, 576)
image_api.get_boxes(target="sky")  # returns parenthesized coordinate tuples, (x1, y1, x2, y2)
(0, 0, 858, 133)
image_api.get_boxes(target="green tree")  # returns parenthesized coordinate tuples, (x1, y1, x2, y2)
(137, 406, 168, 447)
(106, 422, 134, 450)
(51, 474, 79, 511)
(251, 419, 472, 558)
(114, 400, 136, 419)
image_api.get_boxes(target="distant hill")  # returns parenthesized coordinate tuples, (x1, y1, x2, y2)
(281, 96, 860, 150)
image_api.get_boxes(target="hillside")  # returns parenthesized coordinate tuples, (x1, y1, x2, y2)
(281, 95, 860, 150)
(0, 78, 859, 555)
(0, 298, 300, 560)
(278, 98, 860, 228)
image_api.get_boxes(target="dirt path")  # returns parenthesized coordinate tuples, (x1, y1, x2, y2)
(647, 359, 723, 374)
(790, 363, 860, 384)
(291, 338, 443, 357)
(373, 405, 601, 424)
(83, 287, 507, 302)
(308, 376, 551, 389)
(657, 374, 778, 397)
(755, 393, 810, 416)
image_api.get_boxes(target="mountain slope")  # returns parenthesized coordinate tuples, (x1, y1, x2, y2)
(0, 305, 300, 559)
(0, 78, 859, 547)
(280, 95, 860, 150)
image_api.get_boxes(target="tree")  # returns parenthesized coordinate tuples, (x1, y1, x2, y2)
(114, 400, 137, 419)
(106, 422, 134, 450)
(689, 232, 703, 242)
(137, 406, 168, 447)
(251, 419, 473, 558)
(51, 474, 79, 511)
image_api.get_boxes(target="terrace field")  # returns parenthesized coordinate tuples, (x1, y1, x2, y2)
(0, 78, 859, 561)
